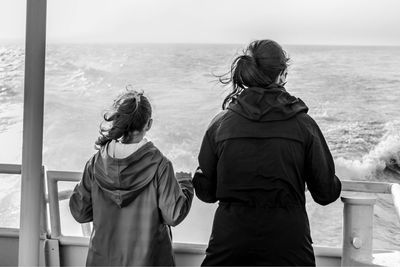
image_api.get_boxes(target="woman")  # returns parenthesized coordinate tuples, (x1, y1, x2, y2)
(69, 90, 193, 266)
(193, 40, 341, 266)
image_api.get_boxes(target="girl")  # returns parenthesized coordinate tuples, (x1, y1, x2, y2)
(69, 90, 193, 266)
(193, 40, 341, 266)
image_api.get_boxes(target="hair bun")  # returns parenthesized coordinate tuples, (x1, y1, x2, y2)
(239, 55, 256, 67)
(220, 39, 290, 109)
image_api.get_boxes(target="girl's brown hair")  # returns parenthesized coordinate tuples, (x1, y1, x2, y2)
(95, 90, 152, 148)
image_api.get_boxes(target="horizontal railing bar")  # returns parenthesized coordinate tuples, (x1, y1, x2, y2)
(44, 190, 72, 203)
(313, 246, 342, 258)
(1, 165, 397, 195)
(47, 170, 82, 182)
(0, 227, 47, 239)
(0, 227, 20, 237)
(56, 236, 343, 258)
(58, 236, 89, 246)
(173, 242, 207, 254)
(0, 164, 22, 174)
(172, 244, 342, 257)
(57, 237, 341, 257)
(45, 171, 398, 194)
(341, 180, 393, 194)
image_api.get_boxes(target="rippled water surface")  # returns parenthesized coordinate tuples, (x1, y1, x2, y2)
(1, 43, 400, 249)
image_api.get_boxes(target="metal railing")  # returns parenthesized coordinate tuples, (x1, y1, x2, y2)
(341, 180, 400, 222)
(46, 170, 91, 237)
(46, 170, 400, 237)
(0, 163, 48, 238)
(1, 163, 400, 248)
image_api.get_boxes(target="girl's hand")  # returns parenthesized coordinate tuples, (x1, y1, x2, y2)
(176, 171, 192, 181)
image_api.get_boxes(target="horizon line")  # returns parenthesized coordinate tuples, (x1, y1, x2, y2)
(1, 38, 400, 48)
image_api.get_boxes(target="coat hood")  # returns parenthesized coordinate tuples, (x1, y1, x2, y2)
(92, 141, 162, 208)
(228, 84, 308, 121)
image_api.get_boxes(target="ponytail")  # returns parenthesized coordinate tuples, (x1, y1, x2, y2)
(220, 40, 290, 109)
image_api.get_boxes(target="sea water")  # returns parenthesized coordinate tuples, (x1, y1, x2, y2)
(0, 43, 399, 249)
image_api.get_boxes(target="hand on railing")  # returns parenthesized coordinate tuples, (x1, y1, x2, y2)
(176, 172, 192, 181)
(81, 223, 92, 237)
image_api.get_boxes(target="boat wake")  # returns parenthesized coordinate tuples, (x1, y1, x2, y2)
(335, 120, 400, 182)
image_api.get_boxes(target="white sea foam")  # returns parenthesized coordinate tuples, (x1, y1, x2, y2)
(335, 120, 400, 180)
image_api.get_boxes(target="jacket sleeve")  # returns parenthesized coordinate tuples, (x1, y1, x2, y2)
(193, 131, 218, 203)
(303, 116, 342, 205)
(69, 157, 94, 223)
(157, 159, 193, 227)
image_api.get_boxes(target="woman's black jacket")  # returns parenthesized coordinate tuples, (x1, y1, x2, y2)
(193, 85, 341, 266)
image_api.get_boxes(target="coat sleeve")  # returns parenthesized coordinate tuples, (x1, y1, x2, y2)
(157, 159, 193, 227)
(193, 131, 218, 203)
(303, 116, 342, 206)
(69, 157, 94, 223)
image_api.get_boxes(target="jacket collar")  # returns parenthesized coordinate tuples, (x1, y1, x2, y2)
(228, 84, 308, 122)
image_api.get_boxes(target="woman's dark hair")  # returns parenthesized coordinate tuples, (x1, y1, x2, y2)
(95, 90, 152, 148)
(220, 39, 290, 109)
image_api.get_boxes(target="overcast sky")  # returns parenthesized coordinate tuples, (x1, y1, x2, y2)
(1, 0, 400, 46)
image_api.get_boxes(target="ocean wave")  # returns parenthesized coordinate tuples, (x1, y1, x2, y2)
(0, 84, 18, 98)
(313, 109, 342, 123)
(48, 60, 109, 77)
(335, 120, 400, 180)
(45, 63, 108, 94)
(82, 65, 109, 77)
(0, 46, 24, 100)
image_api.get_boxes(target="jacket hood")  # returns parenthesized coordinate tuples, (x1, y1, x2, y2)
(92, 141, 162, 208)
(228, 84, 308, 121)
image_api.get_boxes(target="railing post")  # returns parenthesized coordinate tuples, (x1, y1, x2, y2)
(19, 0, 47, 265)
(40, 166, 49, 238)
(341, 196, 376, 266)
(47, 177, 62, 238)
(391, 184, 400, 222)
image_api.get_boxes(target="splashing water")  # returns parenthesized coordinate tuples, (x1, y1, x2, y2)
(335, 121, 400, 180)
